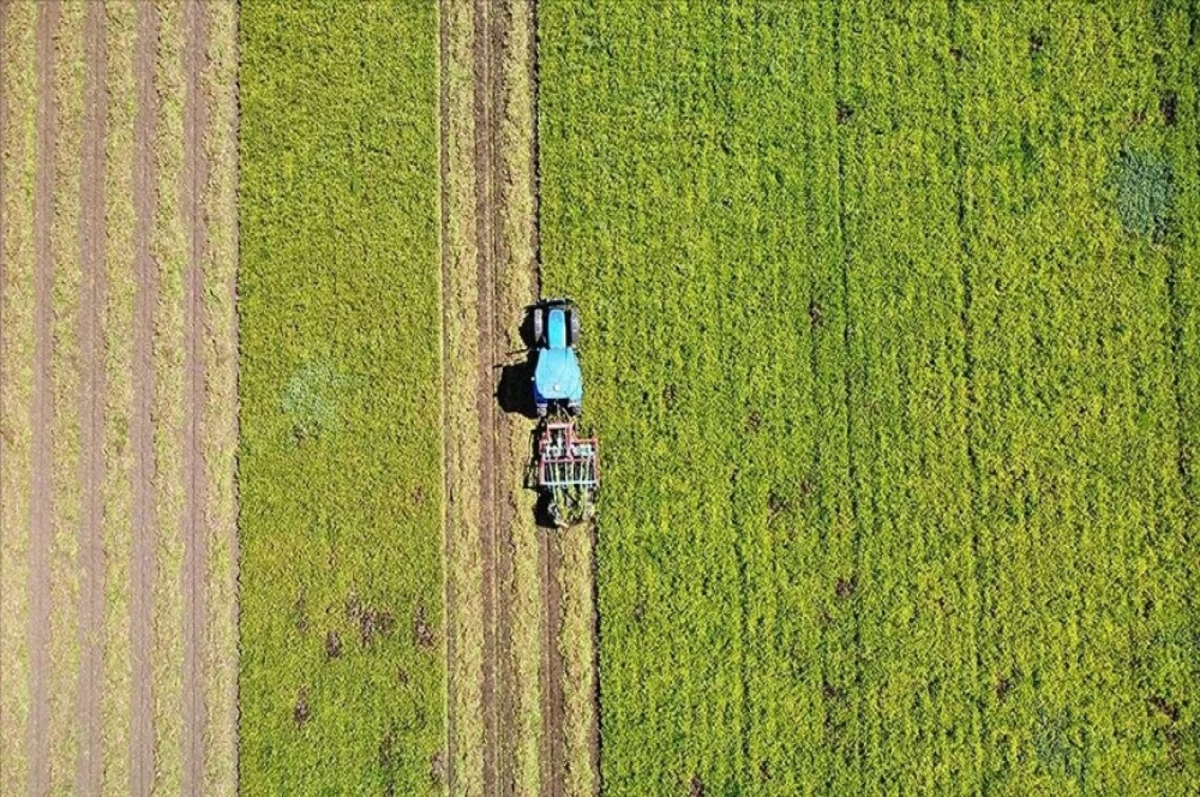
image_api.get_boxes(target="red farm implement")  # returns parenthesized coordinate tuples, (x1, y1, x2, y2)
(532, 415, 599, 528)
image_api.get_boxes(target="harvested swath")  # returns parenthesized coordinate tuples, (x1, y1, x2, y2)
(152, 1, 187, 788)
(495, 2, 551, 792)
(0, 1, 39, 790)
(200, 0, 240, 791)
(48, 3, 84, 792)
(100, 2, 137, 791)
(439, 0, 487, 790)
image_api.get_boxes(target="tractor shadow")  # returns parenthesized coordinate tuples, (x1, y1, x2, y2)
(496, 359, 537, 418)
(498, 305, 563, 529)
(495, 305, 543, 420)
(534, 492, 561, 530)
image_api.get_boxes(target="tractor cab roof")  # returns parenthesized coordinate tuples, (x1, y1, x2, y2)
(534, 347, 582, 403)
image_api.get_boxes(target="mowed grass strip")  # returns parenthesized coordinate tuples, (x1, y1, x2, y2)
(496, 0, 548, 792)
(440, 0, 487, 790)
(151, 1, 188, 788)
(555, 530, 595, 795)
(100, 1, 137, 791)
(239, 2, 443, 792)
(200, 0, 239, 791)
(0, 1, 38, 789)
(48, 3, 85, 789)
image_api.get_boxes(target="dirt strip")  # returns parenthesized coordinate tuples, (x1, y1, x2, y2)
(524, 1, 568, 786)
(131, 3, 159, 793)
(29, 3, 59, 793)
(541, 533, 565, 795)
(75, 3, 107, 794)
(473, 0, 503, 790)
(181, 2, 209, 794)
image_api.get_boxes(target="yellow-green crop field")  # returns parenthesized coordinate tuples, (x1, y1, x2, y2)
(6, 0, 1198, 793)
(540, 0, 1199, 792)
(238, 2, 443, 792)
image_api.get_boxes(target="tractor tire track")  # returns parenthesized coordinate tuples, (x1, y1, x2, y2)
(132, 3, 159, 793)
(29, 2, 59, 793)
(181, 2, 209, 794)
(473, 0, 507, 791)
(519, 2, 570, 790)
(529, 25, 568, 797)
(75, 3, 107, 793)
(540, 532, 565, 796)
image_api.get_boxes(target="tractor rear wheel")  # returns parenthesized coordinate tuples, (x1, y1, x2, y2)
(569, 308, 581, 346)
(532, 308, 544, 346)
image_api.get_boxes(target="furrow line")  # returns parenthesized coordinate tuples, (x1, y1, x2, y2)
(131, 3, 160, 792)
(473, 0, 501, 791)
(29, 2, 60, 792)
(75, 2, 107, 793)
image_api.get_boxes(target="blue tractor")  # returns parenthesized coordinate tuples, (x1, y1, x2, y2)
(529, 299, 598, 527)
(531, 298, 583, 416)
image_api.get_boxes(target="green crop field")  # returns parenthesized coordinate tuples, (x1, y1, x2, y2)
(238, 2, 443, 793)
(540, 0, 1199, 793)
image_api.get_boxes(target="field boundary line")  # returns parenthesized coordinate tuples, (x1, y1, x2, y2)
(436, 0, 459, 790)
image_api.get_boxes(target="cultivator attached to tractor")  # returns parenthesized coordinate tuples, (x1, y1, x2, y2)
(534, 416, 599, 527)
(525, 298, 599, 527)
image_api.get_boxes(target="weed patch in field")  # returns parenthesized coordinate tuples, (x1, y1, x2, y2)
(1113, 147, 1172, 239)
